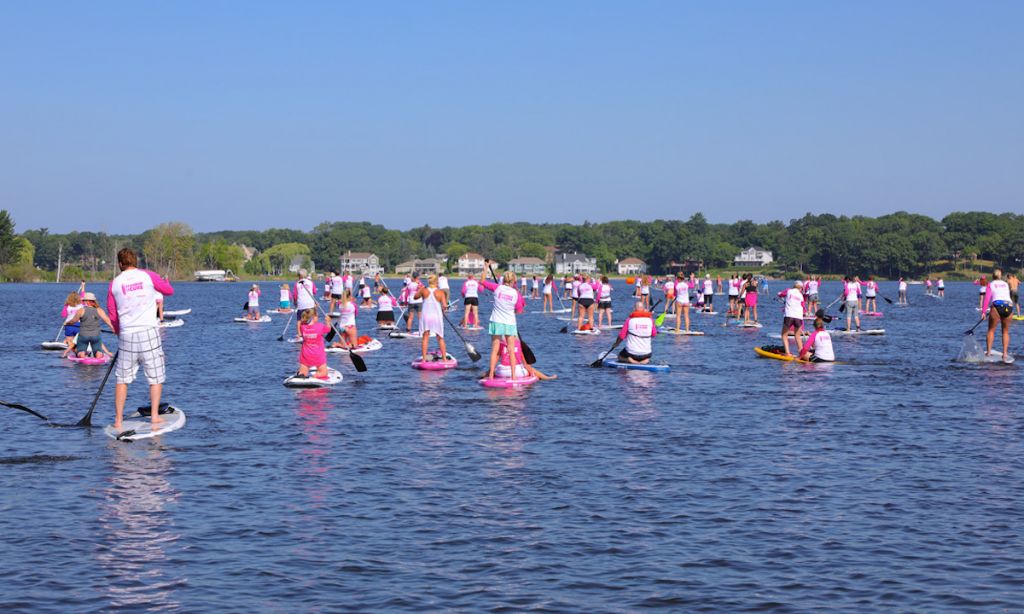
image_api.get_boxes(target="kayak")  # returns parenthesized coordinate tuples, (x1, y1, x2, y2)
(41, 341, 69, 351)
(326, 338, 383, 354)
(159, 319, 185, 328)
(104, 404, 186, 441)
(67, 354, 111, 365)
(283, 368, 343, 388)
(234, 316, 271, 323)
(411, 354, 458, 370)
(601, 358, 670, 372)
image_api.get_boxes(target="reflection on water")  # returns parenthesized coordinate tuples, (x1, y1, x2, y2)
(96, 443, 183, 611)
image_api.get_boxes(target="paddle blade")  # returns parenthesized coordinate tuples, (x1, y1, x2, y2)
(559, 325, 568, 334)
(519, 337, 537, 365)
(839, 303, 846, 312)
(466, 343, 482, 362)
(0, 401, 49, 421)
(242, 302, 249, 311)
(883, 296, 893, 304)
(325, 327, 336, 343)
(655, 312, 667, 327)
(349, 351, 368, 372)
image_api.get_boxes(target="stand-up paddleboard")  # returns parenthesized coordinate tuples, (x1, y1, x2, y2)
(266, 309, 294, 315)
(327, 312, 342, 318)
(1013, 315, 1024, 321)
(460, 325, 484, 331)
(67, 354, 111, 365)
(862, 311, 883, 317)
(480, 374, 538, 388)
(377, 322, 397, 330)
(556, 316, 573, 322)
(601, 357, 670, 372)
(388, 330, 423, 339)
(598, 324, 623, 330)
(533, 308, 572, 314)
(754, 346, 797, 361)
(326, 339, 383, 354)
(571, 328, 601, 336)
(696, 310, 719, 316)
(234, 315, 271, 323)
(283, 368, 343, 388)
(159, 319, 184, 328)
(411, 353, 458, 370)
(728, 320, 763, 328)
(41, 341, 69, 351)
(286, 336, 301, 343)
(662, 329, 705, 336)
(961, 352, 1016, 365)
(829, 328, 885, 336)
(105, 405, 186, 441)
(163, 308, 191, 317)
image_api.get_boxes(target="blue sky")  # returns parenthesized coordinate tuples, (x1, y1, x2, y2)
(2, 1, 1021, 233)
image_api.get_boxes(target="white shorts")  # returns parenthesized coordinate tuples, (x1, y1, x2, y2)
(116, 328, 166, 385)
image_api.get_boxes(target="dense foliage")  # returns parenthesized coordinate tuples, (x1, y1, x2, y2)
(10, 211, 1024, 279)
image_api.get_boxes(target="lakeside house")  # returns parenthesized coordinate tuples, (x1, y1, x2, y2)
(555, 252, 598, 275)
(457, 253, 486, 275)
(288, 255, 313, 274)
(616, 257, 647, 276)
(395, 258, 443, 276)
(734, 247, 773, 267)
(666, 259, 704, 275)
(507, 257, 547, 276)
(339, 250, 383, 276)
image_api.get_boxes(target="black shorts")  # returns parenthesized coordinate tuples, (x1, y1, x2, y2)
(376, 311, 395, 322)
(1011, 291, 1019, 304)
(464, 297, 479, 306)
(618, 349, 651, 362)
(331, 293, 342, 300)
(598, 300, 612, 309)
(407, 302, 422, 312)
(783, 317, 803, 331)
(578, 298, 595, 308)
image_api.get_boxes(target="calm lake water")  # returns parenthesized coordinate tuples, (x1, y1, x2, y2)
(0, 279, 1020, 611)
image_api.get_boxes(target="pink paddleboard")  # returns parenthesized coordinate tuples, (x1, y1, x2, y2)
(68, 355, 110, 365)
(862, 312, 883, 317)
(411, 355, 458, 370)
(479, 375, 539, 388)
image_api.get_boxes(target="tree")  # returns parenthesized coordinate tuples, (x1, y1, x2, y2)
(0, 210, 22, 266)
(142, 222, 195, 279)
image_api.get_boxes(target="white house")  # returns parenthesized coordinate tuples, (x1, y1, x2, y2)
(457, 252, 486, 275)
(395, 258, 443, 276)
(507, 257, 546, 276)
(339, 250, 383, 276)
(555, 252, 598, 275)
(616, 257, 647, 276)
(733, 247, 773, 267)
(288, 255, 313, 274)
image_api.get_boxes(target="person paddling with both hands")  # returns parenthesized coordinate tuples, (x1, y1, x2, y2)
(481, 259, 526, 381)
(107, 248, 175, 431)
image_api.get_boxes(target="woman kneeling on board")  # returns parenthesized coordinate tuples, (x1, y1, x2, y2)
(617, 302, 657, 364)
(982, 269, 1013, 362)
(799, 317, 835, 362)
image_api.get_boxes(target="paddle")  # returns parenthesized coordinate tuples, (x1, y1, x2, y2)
(589, 337, 622, 367)
(277, 309, 295, 341)
(964, 316, 987, 336)
(486, 264, 536, 364)
(76, 350, 118, 427)
(242, 301, 248, 311)
(299, 285, 367, 372)
(0, 400, 50, 421)
(441, 310, 482, 361)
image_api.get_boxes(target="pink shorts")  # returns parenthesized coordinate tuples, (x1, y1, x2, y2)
(745, 294, 758, 307)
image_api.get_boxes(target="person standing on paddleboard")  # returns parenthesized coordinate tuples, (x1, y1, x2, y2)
(416, 274, 449, 363)
(841, 276, 862, 332)
(1008, 274, 1020, 317)
(617, 301, 657, 364)
(292, 269, 318, 338)
(404, 272, 424, 332)
(898, 278, 908, 305)
(864, 276, 879, 313)
(542, 274, 555, 313)
(799, 317, 835, 362)
(461, 274, 481, 327)
(673, 272, 692, 333)
(779, 281, 807, 357)
(702, 274, 714, 312)
(375, 286, 397, 327)
(328, 270, 344, 314)
(976, 276, 987, 312)
(481, 261, 526, 381)
(743, 274, 760, 325)
(575, 273, 598, 332)
(107, 248, 175, 430)
(597, 275, 614, 328)
(982, 270, 1013, 362)
(278, 284, 292, 312)
(937, 277, 946, 299)
(246, 284, 261, 321)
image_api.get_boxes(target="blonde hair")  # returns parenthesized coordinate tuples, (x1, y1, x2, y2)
(300, 308, 316, 324)
(503, 271, 517, 286)
(428, 274, 438, 288)
(66, 293, 81, 306)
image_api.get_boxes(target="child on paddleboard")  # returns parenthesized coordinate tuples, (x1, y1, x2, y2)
(61, 292, 84, 352)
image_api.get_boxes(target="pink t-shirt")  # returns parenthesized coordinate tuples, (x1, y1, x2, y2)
(299, 321, 331, 367)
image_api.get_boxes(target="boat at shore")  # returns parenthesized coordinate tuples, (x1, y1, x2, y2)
(194, 269, 239, 282)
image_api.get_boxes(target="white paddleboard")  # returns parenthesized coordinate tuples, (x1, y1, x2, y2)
(234, 315, 271, 323)
(105, 405, 186, 441)
(159, 319, 184, 328)
(388, 330, 423, 339)
(41, 341, 68, 350)
(163, 308, 191, 317)
(829, 328, 885, 336)
(283, 368, 343, 388)
(326, 339, 383, 354)
(663, 329, 705, 336)
(570, 329, 601, 336)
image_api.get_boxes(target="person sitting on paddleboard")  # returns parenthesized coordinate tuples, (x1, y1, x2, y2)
(415, 274, 449, 363)
(982, 269, 1013, 362)
(329, 290, 360, 349)
(247, 284, 261, 320)
(376, 287, 397, 326)
(779, 281, 807, 357)
(481, 261, 526, 381)
(617, 301, 657, 364)
(841, 276, 862, 331)
(799, 317, 835, 363)
(61, 292, 84, 352)
(497, 335, 556, 380)
(461, 274, 480, 327)
(62, 292, 115, 359)
(297, 309, 331, 380)
(278, 284, 292, 312)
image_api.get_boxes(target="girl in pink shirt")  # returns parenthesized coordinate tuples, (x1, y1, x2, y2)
(297, 309, 331, 379)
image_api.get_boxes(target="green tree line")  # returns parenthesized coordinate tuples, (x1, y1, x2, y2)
(3, 210, 1024, 281)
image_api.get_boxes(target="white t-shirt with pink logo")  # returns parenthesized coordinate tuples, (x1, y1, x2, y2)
(107, 268, 175, 333)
